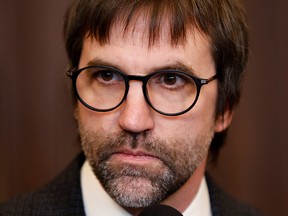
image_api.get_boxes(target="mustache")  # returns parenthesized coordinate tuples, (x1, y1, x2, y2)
(96, 131, 158, 159)
(82, 129, 176, 169)
(110, 131, 151, 148)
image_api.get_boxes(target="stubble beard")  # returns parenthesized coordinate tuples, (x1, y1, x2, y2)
(79, 125, 214, 208)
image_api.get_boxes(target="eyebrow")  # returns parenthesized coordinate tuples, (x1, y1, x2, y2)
(86, 58, 197, 76)
(152, 61, 197, 76)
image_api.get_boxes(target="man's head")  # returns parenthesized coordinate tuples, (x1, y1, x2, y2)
(64, 0, 248, 212)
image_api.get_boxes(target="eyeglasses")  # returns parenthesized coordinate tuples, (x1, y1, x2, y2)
(66, 65, 217, 116)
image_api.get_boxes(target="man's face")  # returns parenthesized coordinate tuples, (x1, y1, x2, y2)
(76, 23, 224, 208)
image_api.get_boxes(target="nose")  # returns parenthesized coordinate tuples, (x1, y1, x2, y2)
(118, 81, 155, 133)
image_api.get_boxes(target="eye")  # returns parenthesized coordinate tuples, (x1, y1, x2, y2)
(163, 74, 177, 85)
(152, 72, 190, 90)
(89, 69, 123, 85)
(100, 70, 115, 82)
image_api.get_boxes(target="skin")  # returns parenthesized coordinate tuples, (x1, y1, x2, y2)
(75, 19, 232, 215)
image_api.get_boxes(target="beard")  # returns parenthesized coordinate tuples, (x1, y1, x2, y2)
(79, 124, 214, 208)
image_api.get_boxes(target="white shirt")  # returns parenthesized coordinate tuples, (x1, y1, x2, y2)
(81, 160, 212, 216)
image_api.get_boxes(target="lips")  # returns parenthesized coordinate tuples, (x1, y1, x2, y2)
(110, 149, 161, 164)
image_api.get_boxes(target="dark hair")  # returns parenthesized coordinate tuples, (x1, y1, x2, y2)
(63, 0, 249, 160)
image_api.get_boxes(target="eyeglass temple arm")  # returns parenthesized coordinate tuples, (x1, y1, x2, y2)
(206, 74, 218, 83)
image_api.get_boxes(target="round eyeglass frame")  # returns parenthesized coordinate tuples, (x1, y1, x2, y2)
(66, 65, 217, 116)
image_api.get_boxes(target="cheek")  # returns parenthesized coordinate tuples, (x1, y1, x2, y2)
(154, 93, 217, 140)
(154, 115, 212, 142)
(193, 83, 218, 122)
(76, 103, 121, 133)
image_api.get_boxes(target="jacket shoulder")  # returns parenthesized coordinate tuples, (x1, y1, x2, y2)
(0, 153, 86, 216)
(206, 173, 263, 216)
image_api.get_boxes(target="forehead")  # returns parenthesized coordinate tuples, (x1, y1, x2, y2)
(86, 7, 212, 49)
(110, 12, 177, 46)
(80, 16, 214, 77)
(79, 29, 214, 78)
(94, 13, 208, 47)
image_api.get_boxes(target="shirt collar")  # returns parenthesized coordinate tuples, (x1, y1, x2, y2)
(81, 160, 211, 216)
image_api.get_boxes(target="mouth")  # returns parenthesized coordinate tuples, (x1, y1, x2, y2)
(110, 149, 162, 165)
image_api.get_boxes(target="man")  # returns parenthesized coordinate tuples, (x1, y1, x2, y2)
(0, 0, 262, 215)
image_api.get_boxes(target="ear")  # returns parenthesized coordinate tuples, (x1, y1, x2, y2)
(214, 109, 233, 133)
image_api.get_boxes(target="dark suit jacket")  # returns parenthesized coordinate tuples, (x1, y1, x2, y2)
(0, 153, 262, 216)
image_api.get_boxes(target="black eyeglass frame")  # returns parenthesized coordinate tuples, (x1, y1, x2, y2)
(66, 65, 217, 116)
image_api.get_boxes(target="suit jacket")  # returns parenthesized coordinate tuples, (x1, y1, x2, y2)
(0, 153, 262, 216)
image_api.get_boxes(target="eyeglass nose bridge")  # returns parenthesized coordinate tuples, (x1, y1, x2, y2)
(121, 74, 151, 106)
(124, 74, 149, 83)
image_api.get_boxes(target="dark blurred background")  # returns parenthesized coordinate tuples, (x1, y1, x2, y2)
(0, 0, 287, 215)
